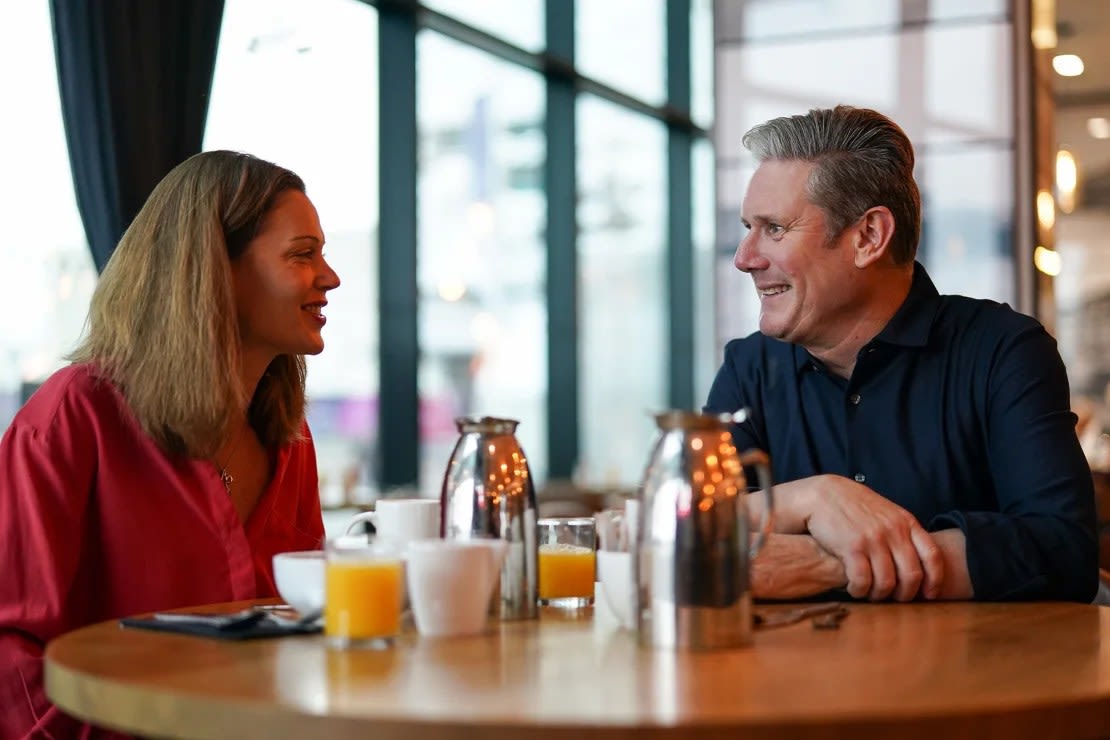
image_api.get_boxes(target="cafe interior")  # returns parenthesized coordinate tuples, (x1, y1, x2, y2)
(11, 0, 1110, 737)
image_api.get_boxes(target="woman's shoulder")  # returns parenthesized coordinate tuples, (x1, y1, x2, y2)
(14, 363, 124, 433)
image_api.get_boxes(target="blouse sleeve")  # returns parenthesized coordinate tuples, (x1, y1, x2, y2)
(0, 410, 97, 737)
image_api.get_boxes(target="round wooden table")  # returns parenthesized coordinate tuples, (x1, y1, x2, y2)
(45, 600, 1110, 739)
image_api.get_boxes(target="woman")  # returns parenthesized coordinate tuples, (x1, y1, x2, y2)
(0, 151, 340, 738)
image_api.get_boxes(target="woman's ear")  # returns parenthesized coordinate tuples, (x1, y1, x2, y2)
(852, 206, 896, 268)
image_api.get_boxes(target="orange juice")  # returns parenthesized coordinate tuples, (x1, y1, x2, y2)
(325, 559, 403, 641)
(538, 544, 596, 599)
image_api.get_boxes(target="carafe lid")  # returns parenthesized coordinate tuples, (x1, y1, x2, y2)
(455, 416, 520, 434)
(653, 410, 733, 431)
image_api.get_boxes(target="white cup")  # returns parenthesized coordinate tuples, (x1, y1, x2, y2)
(597, 550, 635, 630)
(405, 539, 508, 637)
(272, 550, 325, 615)
(347, 498, 441, 545)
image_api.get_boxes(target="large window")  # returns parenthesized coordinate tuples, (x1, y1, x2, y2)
(205, 0, 379, 508)
(576, 0, 666, 104)
(416, 31, 548, 493)
(0, 3, 94, 429)
(577, 95, 667, 488)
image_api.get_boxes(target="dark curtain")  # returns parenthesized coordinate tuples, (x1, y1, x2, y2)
(49, 1, 226, 271)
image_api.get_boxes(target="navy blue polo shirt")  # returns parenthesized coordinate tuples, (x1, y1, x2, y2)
(705, 263, 1097, 601)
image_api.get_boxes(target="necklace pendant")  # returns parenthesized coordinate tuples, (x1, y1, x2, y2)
(220, 468, 233, 495)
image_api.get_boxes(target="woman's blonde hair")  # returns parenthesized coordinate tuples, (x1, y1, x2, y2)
(70, 150, 308, 458)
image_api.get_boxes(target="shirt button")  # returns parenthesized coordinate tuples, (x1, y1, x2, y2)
(848, 393, 861, 405)
(854, 473, 866, 483)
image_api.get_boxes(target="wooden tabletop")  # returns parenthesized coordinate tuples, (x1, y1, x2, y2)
(45, 600, 1110, 739)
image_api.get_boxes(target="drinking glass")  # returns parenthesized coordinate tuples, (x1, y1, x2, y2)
(538, 517, 596, 609)
(324, 539, 404, 649)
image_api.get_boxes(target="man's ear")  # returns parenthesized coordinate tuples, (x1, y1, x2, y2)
(852, 206, 896, 268)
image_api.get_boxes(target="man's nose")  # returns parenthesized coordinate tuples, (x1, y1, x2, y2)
(734, 232, 760, 273)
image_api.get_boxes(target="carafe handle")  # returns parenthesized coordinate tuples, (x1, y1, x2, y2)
(737, 449, 773, 555)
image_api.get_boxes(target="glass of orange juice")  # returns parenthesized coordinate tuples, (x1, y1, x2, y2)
(324, 538, 404, 649)
(538, 517, 596, 609)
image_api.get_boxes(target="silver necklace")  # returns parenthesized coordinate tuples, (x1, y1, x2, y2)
(217, 422, 247, 495)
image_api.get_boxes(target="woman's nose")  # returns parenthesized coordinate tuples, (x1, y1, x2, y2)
(319, 258, 341, 290)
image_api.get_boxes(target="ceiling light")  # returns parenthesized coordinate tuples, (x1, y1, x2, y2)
(1031, 0, 1057, 50)
(1034, 246, 1062, 277)
(1052, 54, 1085, 77)
(1056, 149, 1078, 214)
(1088, 117, 1110, 140)
(1036, 189, 1056, 233)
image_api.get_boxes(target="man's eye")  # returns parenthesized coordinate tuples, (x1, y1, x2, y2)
(766, 223, 784, 236)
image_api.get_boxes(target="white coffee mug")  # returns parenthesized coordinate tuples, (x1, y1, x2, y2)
(405, 539, 508, 637)
(346, 498, 440, 545)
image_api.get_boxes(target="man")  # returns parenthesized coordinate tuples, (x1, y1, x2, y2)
(705, 105, 1096, 603)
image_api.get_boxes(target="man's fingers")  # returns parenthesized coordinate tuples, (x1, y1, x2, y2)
(868, 549, 897, 601)
(910, 526, 944, 599)
(889, 538, 925, 602)
(844, 553, 872, 599)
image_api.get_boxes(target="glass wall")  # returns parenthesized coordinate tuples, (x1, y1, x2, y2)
(576, 0, 666, 104)
(205, 0, 380, 507)
(416, 31, 548, 493)
(714, 1, 1016, 345)
(422, 0, 544, 52)
(0, 3, 94, 428)
(577, 95, 667, 488)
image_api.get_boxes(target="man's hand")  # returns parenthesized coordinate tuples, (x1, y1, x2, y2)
(796, 475, 944, 601)
(751, 533, 847, 600)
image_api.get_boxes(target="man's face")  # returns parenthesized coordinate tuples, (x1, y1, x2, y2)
(734, 159, 862, 351)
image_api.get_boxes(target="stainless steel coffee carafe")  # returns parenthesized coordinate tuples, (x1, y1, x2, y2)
(635, 411, 773, 649)
(440, 416, 538, 620)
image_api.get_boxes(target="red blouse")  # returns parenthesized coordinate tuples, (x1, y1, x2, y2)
(0, 364, 324, 739)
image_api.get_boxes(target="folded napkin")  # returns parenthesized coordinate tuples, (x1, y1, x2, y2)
(120, 608, 322, 641)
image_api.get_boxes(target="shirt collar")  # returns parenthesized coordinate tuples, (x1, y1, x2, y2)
(873, 261, 941, 348)
(792, 261, 941, 374)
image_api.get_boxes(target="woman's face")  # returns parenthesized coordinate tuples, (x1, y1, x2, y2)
(231, 189, 340, 361)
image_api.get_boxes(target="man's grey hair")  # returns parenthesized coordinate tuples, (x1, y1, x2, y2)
(742, 105, 922, 265)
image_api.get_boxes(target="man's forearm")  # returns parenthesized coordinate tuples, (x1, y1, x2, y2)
(745, 478, 816, 534)
(751, 533, 847, 600)
(931, 528, 973, 599)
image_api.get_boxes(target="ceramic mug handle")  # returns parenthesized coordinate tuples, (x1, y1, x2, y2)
(344, 510, 378, 536)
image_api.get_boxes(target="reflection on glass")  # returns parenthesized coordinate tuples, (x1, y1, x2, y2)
(205, 0, 380, 507)
(1057, 213, 1110, 400)
(722, 0, 898, 41)
(423, 0, 544, 52)
(577, 0, 665, 104)
(578, 95, 666, 489)
(417, 31, 548, 494)
(924, 24, 1011, 141)
(0, 3, 94, 430)
(721, 0, 1006, 42)
(919, 148, 1014, 304)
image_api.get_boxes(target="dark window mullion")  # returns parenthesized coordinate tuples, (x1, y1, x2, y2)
(378, 3, 420, 489)
(667, 0, 694, 410)
(545, 0, 578, 479)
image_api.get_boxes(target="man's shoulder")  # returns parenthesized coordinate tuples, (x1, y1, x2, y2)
(934, 293, 1044, 340)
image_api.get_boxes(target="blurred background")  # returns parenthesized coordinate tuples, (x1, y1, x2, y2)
(2, 0, 1108, 516)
